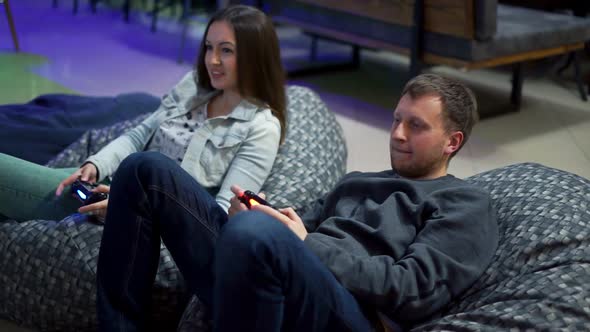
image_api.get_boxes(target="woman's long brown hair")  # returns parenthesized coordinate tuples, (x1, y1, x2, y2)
(196, 5, 287, 143)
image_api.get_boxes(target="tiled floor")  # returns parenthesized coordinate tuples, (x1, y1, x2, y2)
(1, 1, 589, 330)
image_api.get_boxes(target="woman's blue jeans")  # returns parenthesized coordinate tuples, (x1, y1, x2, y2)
(96, 151, 374, 332)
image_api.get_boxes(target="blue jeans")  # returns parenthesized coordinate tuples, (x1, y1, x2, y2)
(97, 151, 374, 332)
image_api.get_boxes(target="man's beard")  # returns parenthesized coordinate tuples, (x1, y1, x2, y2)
(391, 150, 447, 179)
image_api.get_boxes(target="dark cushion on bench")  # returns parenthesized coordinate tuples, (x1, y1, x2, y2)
(468, 5, 590, 61)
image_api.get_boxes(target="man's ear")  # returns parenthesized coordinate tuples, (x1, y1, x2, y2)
(445, 131, 464, 155)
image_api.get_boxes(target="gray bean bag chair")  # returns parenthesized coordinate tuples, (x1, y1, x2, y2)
(0, 85, 347, 331)
(413, 163, 590, 331)
(177, 163, 590, 331)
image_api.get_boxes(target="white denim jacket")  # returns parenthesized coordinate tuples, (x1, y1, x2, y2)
(86, 71, 281, 211)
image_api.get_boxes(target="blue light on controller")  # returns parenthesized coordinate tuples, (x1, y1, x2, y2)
(77, 190, 87, 200)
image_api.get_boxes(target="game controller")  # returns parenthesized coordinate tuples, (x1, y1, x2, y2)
(71, 179, 108, 205)
(238, 190, 275, 209)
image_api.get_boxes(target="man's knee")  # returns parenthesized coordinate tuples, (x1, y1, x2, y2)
(217, 211, 289, 257)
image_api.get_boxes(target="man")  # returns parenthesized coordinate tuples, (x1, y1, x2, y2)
(97, 74, 498, 331)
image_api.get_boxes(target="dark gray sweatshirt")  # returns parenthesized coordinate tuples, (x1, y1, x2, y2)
(302, 170, 498, 325)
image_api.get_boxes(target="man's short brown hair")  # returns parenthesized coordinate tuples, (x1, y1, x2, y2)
(402, 74, 478, 158)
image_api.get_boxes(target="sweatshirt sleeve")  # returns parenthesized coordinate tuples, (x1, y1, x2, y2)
(305, 186, 498, 323)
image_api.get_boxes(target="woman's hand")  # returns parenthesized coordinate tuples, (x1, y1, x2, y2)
(55, 163, 99, 196)
(78, 184, 110, 219)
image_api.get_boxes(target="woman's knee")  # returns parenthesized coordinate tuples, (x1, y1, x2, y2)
(117, 152, 171, 181)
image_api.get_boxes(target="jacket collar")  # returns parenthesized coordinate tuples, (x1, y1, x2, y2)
(227, 98, 264, 121)
(193, 90, 265, 121)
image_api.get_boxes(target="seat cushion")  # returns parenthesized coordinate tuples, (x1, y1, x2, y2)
(468, 5, 590, 61)
(413, 163, 590, 331)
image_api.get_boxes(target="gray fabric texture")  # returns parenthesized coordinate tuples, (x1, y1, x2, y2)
(0, 215, 185, 331)
(261, 86, 347, 212)
(413, 163, 590, 331)
(0, 85, 347, 331)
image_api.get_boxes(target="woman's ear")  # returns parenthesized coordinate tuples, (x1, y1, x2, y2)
(445, 131, 464, 155)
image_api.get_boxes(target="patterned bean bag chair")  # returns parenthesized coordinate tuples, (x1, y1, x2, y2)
(0, 85, 347, 331)
(177, 163, 590, 332)
(413, 163, 590, 331)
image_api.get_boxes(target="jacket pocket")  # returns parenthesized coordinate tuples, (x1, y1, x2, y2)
(200, 133, 244, 180)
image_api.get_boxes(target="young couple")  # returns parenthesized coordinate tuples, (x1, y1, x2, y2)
(0, 5, 497, 332)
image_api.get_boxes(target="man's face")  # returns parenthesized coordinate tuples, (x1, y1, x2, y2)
(389, 93, 459, 179)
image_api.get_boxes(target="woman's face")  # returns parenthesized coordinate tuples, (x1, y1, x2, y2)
(204, 20, 238, 93)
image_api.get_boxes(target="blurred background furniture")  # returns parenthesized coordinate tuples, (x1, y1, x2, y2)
(177, 0, 220, 62)
(500, 0, 590, 17)
(2, 0, 19, 51)
(51, 0, 171, 31)
(121, 0, 208, 33)
(262, 0, 590, 109)
(121, 0, 214, 33)
(499, 0, 590, 95)
(52, 0, 95, 14)
(150, 0, 189, 32)
(52, 0, 112, 15)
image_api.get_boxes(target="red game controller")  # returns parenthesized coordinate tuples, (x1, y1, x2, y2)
(238, 190, 276, 210)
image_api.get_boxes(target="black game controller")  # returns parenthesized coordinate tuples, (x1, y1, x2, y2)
(71, 179, 108, 205)
(238, 190, 276, 209)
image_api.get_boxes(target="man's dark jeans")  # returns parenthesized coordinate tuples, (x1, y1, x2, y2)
(96, 151, 374, 332)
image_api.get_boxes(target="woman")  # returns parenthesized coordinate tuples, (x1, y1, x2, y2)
(0, 4, 286, 221)
(97, 5, 293, 330)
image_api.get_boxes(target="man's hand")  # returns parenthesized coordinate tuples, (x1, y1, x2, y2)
(229, 185, 307, 240)
(252, 205, 308, 241)
(229, 185, 250, 217)
(229, 185, 271, 215)
(78, 184, 110, 218)
(56, 163, 98, 196)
